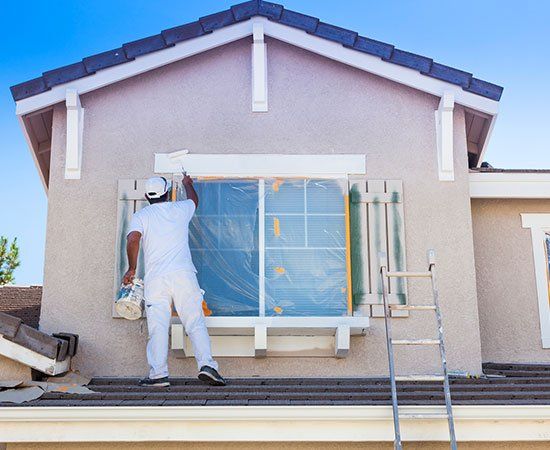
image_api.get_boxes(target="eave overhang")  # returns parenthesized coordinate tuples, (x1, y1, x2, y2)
(12, 3, 503, 190)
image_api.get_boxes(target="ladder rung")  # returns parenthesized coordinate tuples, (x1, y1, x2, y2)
(391, 339, 441, 346)
(386, 271, 432, 278)
(399, 413, 448, 420)
(389, 305, 436, 311)
(395, 375, 445, 381)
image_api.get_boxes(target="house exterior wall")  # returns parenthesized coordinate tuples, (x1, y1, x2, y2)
(472, 198, 550, 362)
(37, 36, 482, 377)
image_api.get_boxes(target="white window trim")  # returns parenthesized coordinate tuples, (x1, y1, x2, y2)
(521, 213, 550, 348)
(154, 153, 366, 177)
(171, 316, 369, 359)
(170, 176, 364, 357)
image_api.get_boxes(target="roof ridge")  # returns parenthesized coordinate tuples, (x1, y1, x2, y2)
(10, 0, 503, 102)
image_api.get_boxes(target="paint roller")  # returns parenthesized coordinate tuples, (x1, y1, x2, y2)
(166, 149, 189, 201)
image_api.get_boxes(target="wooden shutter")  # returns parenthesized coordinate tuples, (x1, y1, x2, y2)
(349, 179, 408, 317)
(113, 179, 147, 318)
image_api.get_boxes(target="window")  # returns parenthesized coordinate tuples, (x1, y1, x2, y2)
(114, 173, 407, 322)
(521, 214, 550, 348)
(188, 178, 349, 317)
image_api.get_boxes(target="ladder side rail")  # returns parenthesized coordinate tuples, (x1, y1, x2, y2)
(428, 251, 457, 450)
(380, 252, 402, 450)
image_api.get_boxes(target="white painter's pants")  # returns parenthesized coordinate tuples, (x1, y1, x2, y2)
(144, 269, 218, 379)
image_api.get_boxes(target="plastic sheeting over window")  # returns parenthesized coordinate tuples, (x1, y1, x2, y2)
(183, 178, 350, 317)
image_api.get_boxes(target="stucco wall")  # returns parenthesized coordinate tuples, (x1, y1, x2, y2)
(38, 36, 482, 378)
(0, 357, 29, 381)
(472, 198, 550, 362)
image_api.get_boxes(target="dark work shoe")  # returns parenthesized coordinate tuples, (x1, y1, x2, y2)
(198, 366, 226, 386)
(138, 376, 170, 387)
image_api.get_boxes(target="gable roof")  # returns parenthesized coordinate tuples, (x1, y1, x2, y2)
(10, 0, 503, 102)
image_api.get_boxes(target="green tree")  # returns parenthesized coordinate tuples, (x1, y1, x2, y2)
(0, 236, 20, 285)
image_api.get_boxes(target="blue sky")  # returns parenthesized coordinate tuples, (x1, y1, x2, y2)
(0, 0, 549, 285)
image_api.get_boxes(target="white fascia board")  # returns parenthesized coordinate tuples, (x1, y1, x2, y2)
(469, 172, 550, 198)
(154, 153, 367, 177)
(15, 18, 499, 118)
(15, 20, 255, 116)
(261, 18, 499, 116)
(3, 405, 550, 442)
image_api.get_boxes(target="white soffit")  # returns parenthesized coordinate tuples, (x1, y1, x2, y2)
(154, 153, 366, 177)
(15, 18, 499, 117)
(469, 172, 550, 198)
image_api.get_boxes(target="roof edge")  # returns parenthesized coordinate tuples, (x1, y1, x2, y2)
(1, 405, 549, 442)
(10, 0, 503, 103)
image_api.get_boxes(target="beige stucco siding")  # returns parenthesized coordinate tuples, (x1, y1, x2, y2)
(472, 198, 550, 362)
(0, 357, 28, 380)
(36, 36, 481, 378)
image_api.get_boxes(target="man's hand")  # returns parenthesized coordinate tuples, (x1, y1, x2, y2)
(182, 174, 193, 186)
(122, 268, 136, 286)
(182, 174, 199, 208)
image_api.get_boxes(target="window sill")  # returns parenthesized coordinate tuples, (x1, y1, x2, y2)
(171, 316, 369, 358)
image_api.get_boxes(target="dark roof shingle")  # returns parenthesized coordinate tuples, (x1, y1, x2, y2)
(4, 363, 550, 407)
(0, 285, 42, 329)
(9, 0, 503, 102)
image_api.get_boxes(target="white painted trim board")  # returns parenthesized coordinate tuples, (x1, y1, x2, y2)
(470, 172, 550, 198)
(3, 405, 550, 442)
(15, 18, 499, 117)
(154, 153, 366, 177)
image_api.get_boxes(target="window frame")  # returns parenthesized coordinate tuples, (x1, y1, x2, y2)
(188, 177, 351, 318)
(521, 213, 550, 348)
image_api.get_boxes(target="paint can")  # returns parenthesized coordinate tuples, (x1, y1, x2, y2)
(115, 278, 144, 320)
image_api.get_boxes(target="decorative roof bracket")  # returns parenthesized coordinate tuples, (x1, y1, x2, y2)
(435, 92, 455, 181)
(65, 89, 84, 179)
(252, 22, 268, 112)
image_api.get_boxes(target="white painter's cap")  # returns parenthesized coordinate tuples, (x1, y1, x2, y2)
(145, 177, 170, 199)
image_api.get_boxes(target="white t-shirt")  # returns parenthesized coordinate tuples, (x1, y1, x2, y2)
(128, 200, 197, 283)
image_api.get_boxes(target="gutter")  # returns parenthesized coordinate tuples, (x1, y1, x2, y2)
(2, 405, 550, 442)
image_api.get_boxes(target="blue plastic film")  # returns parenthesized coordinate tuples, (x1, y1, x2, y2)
(180, 177, 349, 317)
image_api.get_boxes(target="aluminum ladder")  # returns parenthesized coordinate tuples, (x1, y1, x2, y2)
(379, 249, 457, 450)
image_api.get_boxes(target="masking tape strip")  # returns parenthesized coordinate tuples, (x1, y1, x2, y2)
(344, 194, 353, 315)
(273, 217, 281, 237)
(272, 179, 284, 192)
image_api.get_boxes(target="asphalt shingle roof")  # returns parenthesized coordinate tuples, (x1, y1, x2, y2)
(2, 363, 550, 407)
(0, 286, 41, 329)
(10, 1, 503, 103)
